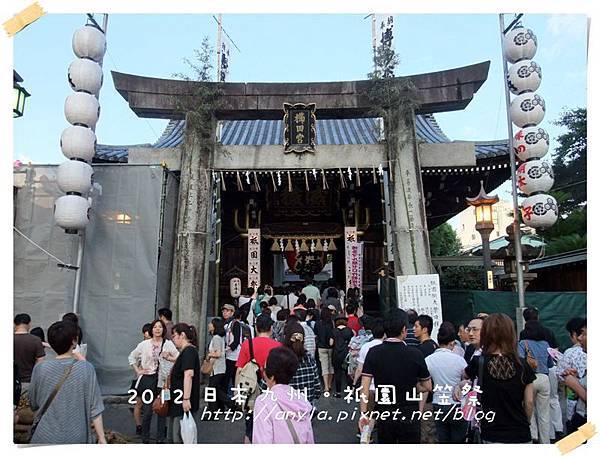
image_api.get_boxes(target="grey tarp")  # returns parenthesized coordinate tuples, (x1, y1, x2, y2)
(14, 164, 177, 394)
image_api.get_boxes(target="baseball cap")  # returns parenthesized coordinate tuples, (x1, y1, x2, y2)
(221, 304, 235, 312)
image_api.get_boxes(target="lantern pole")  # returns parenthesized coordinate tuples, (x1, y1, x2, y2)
(72, 13, 108, 314)
(499, 14, 526, 325)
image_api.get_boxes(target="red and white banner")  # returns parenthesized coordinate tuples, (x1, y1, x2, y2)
(347, 241, 364, 290)
(344, 227, 357, 289)
(247, 228, 261, 291)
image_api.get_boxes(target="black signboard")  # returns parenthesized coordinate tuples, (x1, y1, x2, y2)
(283, 102, 316, 154)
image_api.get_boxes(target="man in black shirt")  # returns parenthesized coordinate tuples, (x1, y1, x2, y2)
(404, 309, 420, 347)
(360, 308, 432, 444)
(519, 307, 558, 348)
(415, 314, 439, 443)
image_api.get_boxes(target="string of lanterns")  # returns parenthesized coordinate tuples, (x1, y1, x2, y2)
(505, 24, 558, 229)
(268, 237, 338, 253)
(55, 23, 106, 233)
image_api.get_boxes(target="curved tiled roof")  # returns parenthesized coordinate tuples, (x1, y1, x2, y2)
(95, 114, 508, 162)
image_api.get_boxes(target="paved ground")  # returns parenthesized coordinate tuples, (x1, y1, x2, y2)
(103, 390, 363, 444)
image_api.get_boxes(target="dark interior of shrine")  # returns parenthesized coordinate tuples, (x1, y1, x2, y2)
(217, 171, 386, 307)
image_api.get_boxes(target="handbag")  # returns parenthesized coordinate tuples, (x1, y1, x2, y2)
(524, 341, 539, 371)
(29, 361, 75, 441)
(152, 340, 170, 417)
(464, 355, 484, 444)
(201, 355, 215, 376)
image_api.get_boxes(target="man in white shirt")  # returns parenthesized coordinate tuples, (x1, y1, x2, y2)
(301, 279, 321, 306)
(425, 322, 468, 443)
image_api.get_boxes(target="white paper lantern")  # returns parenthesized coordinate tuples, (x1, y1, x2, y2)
(507, 60, 542, 95)
(504, 27, 538, 63)
(517, 159, 554, 195)
(57, 160, 94, 195)
(510, 93, 545, 128)
(54, 194, 90, 232)
(521, 194, 558, 229)
(72, 25, 106, 62)
(513, 127, 550, 161)
(60, 125, 97, 162)
(68, 58, 103, 94)
(64, 92, 100, 128)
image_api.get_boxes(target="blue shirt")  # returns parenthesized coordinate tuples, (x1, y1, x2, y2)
(518, 339, 554, 375)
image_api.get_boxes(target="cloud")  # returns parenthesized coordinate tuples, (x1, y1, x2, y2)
(547, 14, 587, 42)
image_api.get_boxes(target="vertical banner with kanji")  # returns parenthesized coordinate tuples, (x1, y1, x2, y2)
(247, 228, 261, 291)
(344, 227, 357, 290)
(283, 103, 316, 154)
(347, 241, 364, 290)
(396, 274, 442, 340)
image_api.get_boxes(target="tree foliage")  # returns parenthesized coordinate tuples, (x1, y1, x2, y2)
(173, 36, 222, 145)
(540, 108, 587, 255)
(429, 223, 462, 256)
(550, 108, 586, 214)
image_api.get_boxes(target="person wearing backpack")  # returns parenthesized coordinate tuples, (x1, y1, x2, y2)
(518, 320, 555, 443)
(331, 316, 354, 398)
(235, 314, 281, 443)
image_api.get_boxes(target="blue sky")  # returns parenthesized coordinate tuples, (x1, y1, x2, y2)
(14, 13, 587, 179)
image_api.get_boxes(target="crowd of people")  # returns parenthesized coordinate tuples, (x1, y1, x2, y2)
(13, 279, 587, 445)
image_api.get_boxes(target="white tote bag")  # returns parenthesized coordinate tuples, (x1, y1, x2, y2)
(180, 412, 197, 444)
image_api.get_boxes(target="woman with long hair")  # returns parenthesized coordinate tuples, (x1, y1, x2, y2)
(128, 319, 178, 443)
(207, 318, 228, 412)
(314, 306, 335, 393)
(169, 323, 201, 443)
(464, 313, 536, 444)
(518, 320, 555, 443)
(284, 321, 322, 406)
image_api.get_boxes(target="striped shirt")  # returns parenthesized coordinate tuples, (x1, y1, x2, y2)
(29, 358, 104, 444)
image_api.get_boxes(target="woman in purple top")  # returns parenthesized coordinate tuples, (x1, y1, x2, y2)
(252, 346, 315, 444)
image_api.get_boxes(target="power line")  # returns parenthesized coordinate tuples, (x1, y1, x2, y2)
(212, 15, 241, 53)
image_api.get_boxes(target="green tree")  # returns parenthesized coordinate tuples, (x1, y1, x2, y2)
(429, 223, 462, 256)
(550, 108, 586, 214)
(540, 108, 587, 255)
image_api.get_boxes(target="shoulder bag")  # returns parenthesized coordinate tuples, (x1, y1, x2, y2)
(152, 340, 170, 417)
(524, 341, 539, 371)
(464, 355, 484, 444)
(29, 361, 75, 441)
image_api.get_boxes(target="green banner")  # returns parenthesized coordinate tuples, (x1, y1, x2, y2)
(441, 290, 586, 351)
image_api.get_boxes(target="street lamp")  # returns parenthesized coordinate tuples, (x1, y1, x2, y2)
(13, 71, 30, 118)
(467, 181, 499, 289)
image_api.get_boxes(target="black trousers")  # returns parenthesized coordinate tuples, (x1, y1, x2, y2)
(208, 373, 229, 411)
(138, 374, 166, 443)
(334, 366, 346, 394)
(377, 410, 420, 444)
(225, 359, 237, 398)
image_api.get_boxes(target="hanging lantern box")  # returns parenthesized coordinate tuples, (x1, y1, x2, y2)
(521, 193, 559, 229)
(57, 160, 94, 195)
(54, 194, 90, 233)
(60, 125, 97, 162)
(72, 24, 107, 63)
(516, 159, 554, 195)
(506, 59, 542, 95)
(65, 92, 100, 128)
(513, 126, 550, 161)
(510, 92, 546, 128)
(68, 58, 103, 94)
(504, 27, 538, 63)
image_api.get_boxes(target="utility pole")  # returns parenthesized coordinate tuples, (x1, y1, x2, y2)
(499, 14, 526, 327)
